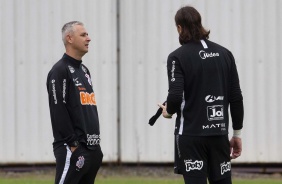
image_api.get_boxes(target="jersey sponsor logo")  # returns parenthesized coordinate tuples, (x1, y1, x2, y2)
(207, 105, 224, 121)
(220, 162, 231, 175)
(221, 123, 226, 131)
(202, 123, 226, 130)
(68, 65, 75, 73)
(51, 79, 57, 104)
(80, 92, 96, 105)
(171, 60, 176, 82)
(78, 87, 86, 91)
(73, 77, 82, 86)
(205, 95, 224, 103)
(87, 134, 100, 145)
(85, 73, 92, 86)
(76, 156, 85, 171)
(62, 79, 66, 103)
(199, 50, 219, 59)
(184, 160, 203, 172)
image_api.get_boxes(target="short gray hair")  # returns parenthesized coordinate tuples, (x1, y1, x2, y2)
(62, 21, 84, 45)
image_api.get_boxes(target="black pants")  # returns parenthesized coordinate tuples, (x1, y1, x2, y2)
(54, 144, 103, 184)
(175, 135, 232, 184)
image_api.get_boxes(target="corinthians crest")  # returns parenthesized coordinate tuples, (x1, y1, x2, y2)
(76, 156, 85, 171)
(85, 73, 92, 86)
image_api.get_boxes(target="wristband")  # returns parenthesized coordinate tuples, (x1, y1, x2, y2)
(233, 129, 242, 138)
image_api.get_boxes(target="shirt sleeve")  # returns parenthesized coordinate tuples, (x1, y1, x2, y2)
(47, 67, 77, 145)
(229, 52, 244, 130)
(166, 56, 184, 114)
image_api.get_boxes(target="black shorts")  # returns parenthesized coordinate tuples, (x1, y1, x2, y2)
(54, 144, 103, 184)
(174, 135, 231, 182)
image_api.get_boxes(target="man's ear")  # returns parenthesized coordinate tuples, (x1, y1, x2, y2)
(66, 34, 73, 44)
(177, 25, 182, 34)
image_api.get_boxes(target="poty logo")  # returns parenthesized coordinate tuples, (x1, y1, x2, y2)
(205, 95, 224, 103)
(184, 160, 203, 172)
(199, 50, 219, 59)
(221, 162, 231, 175)
(207, 105, 224, 121)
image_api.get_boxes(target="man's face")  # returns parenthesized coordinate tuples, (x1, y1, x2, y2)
(69, 25, 91, 54)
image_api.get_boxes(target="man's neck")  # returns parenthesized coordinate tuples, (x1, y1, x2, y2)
(65, 50, 83, 61)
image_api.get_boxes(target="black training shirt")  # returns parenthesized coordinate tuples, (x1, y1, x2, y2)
(47, 54, 100, 150)
(166, 39, 243, 136)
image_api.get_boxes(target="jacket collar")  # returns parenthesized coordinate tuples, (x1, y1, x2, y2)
(63, 53, 82, 68)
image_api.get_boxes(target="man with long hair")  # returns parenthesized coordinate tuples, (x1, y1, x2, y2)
(159, 6, 244, 184)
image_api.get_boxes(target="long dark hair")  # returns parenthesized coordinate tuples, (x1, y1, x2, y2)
(175, 6, 210, 45)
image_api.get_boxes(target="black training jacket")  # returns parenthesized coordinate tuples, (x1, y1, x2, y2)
(47, 54, 100, 150)
(166, 39, 243, 136)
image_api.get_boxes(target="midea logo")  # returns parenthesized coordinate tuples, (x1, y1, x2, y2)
(199, 50, 219, 59)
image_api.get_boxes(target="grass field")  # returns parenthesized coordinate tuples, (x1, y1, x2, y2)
(0, 166, 281, 184)
(0, 177, 282, 184)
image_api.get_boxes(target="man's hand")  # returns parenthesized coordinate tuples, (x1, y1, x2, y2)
(230, 137, 242, 159)
(158, 103, 172, 118)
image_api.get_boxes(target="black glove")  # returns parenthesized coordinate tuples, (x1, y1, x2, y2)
(148, 101, 166, 126)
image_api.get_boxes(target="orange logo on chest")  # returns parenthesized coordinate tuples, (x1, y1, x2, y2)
(80, 92, 96, 105)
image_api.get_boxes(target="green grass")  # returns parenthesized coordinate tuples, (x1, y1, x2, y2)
(95, 178, 282, 184)
(233, 180, 282, 184)
(237, 180, 282, 184)
(1, 165, 281, 184)
(0, 177, 281, 184)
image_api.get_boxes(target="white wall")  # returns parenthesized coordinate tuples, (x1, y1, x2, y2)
(0, 0, 118, 164)
(0, 0, 281, 164)
(119, 0, 282, 163)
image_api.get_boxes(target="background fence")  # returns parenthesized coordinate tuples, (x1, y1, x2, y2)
(0, 0, 281, 164)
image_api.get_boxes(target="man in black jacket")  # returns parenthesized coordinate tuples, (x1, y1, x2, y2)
(158, 6, 244, 184)
(47, 21, 103, 184)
